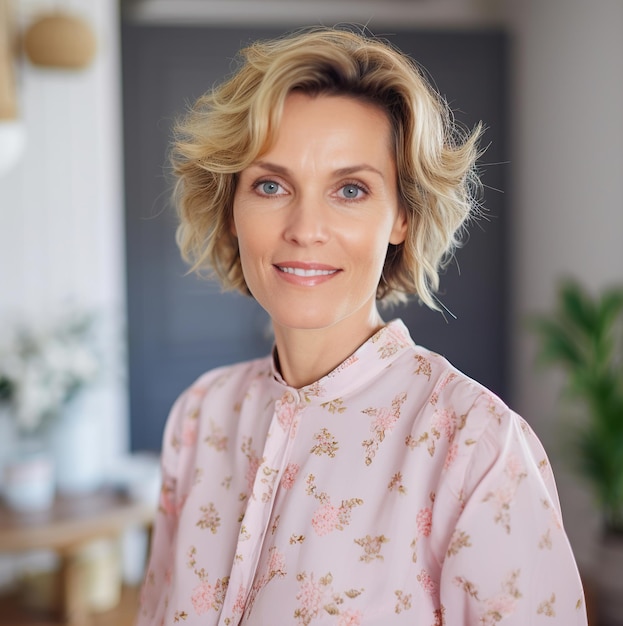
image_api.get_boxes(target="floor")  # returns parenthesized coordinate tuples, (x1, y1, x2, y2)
(0, 585, 139, 626)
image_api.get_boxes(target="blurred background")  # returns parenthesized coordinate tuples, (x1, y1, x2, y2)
(0, 0, 622, 623)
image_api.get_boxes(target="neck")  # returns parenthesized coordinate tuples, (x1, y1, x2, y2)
(272, 309, 387, 388)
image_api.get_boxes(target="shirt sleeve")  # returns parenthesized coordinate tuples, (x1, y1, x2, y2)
(439, 392, 588, 625)
(136, 389, 188, 626)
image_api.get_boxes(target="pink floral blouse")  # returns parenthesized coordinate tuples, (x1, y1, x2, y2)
(137, 320, 587, 625)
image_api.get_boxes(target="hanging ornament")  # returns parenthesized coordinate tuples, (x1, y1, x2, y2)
(23, 11, 96, 70)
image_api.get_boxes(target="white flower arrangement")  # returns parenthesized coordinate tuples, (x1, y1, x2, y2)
(0, 308, 102, 435)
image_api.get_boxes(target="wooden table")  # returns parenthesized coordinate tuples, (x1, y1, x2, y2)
(0, 490, 155, 626)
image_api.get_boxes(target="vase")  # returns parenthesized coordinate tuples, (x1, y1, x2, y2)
(48, 389, 104, 495)
(2, 437, 55, 512)
(593, 532, 623, 626)
(81, 538, 122, 612)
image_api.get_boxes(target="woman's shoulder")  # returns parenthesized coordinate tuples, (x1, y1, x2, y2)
(405, 342, 506, 412)
(186, 354, 275, 399)
(164, 354, 274, 430)
(414, 345, 550, 471)
(398, 341, 526, 455)
(402, 345, 552, 498)
(160, 354, 275, 459)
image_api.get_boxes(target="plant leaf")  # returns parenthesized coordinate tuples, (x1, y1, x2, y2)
(560, 280, 597, 335)
(529, 279, 623, 531)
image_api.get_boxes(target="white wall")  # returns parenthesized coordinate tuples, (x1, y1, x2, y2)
(505, 0, 623, 567)
(0, 0, 128, 462)
(123, 0, 503, 28)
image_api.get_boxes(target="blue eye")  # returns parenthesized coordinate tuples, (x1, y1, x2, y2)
(260, 181, 280, 195)
(341, 184, 362, 199)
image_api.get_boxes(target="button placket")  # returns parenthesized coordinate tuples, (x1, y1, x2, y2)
(218, 391, 300, 625)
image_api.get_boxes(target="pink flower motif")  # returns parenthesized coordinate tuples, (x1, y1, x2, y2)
(341, 354, 359, 369)
(189, 385, 207, 397)
(317, 430, 330, 446)
(311, 503, 339, 536)
(417, 569, 437, 597)
(416, 507, 433, 537)
(231, 584, 247, 618)
(484, 594, 517, 617)
(376, 324, 409, 358)
(432, 408, 456, 439)
(281, 463, 300, 490)
(296, 575, 324, 619)
(276, 394, 298, 432)
(506, 454, 526, 482)
(191, 580, 215, 615)
(246, 454, 261, 492)
(267, 547, 286, 575)
(182, 418, 198, 446)
(430, 373, 457, 406)
(338, 609, 363, 626)
(444, 443, 459, 470)
(373, 407, 398, 433)
(493, 484, 515, 508)
(329, 354, 359, 377)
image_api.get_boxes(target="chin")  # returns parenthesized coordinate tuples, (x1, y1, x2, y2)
(266, 300, 344, 328)
(273, 312, 338, 332)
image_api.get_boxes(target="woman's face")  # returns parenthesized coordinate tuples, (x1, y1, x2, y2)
(232, 92, 407, 336)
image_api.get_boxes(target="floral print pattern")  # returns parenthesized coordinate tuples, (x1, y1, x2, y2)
(306, 474, 363, 536)
(310, 428, 340, 458)
(354, 535, 389, 563)
(294, 572, 364, 625)
(454, 569, 522, 625)
(361, 392, 406, 465)
(482, 454, 528, 534)
(137, 320, 587, 626)
(280, 463, 300, 490)
(187, 547, 229, 616)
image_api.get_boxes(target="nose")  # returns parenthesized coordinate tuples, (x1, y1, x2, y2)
(283, 194, 330, 246)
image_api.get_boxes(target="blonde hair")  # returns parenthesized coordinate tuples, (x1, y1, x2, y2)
(172, 27, 483, 309)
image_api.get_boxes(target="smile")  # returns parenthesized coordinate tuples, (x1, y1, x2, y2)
(277, 266, 338, 277)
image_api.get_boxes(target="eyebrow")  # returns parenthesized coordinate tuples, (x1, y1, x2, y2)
(251, 160, 385, 180)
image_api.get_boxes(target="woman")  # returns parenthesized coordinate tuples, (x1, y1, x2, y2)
(137, 28, 587, 625)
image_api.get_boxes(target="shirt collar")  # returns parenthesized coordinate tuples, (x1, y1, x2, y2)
(270, 319, 413, 402)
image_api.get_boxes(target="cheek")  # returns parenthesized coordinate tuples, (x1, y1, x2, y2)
(346, 223, 394, 262)
(234, 215, 270, 276)
(232, 201, 251, 246)
(236, 233, 255, 271)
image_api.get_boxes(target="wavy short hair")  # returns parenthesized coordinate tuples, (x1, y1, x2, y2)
(172, 27, 483, 309)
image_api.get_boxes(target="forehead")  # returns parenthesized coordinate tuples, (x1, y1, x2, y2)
(258, 92, 394, 164)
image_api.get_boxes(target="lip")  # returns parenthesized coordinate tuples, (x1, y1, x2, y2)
(273, 261, 341, 286)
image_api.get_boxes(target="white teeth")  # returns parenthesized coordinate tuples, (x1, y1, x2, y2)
(278, 267, 336, 277)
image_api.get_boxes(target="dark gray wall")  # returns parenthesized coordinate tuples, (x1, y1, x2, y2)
(121, 25, 508, 452)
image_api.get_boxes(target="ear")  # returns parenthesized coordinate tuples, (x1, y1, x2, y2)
(389, 207, 408, 245)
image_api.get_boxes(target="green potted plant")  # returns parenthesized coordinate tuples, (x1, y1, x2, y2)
(0, 374, 15, 481)
(0, 376, 13, 404)
(531, 279, 623, 624)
